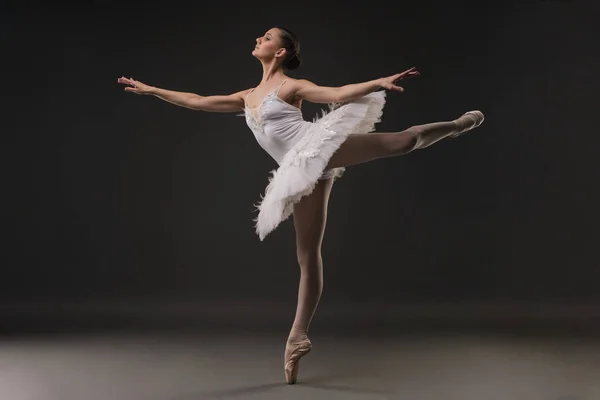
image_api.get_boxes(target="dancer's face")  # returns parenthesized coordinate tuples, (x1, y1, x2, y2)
(252, 28, 286, 61)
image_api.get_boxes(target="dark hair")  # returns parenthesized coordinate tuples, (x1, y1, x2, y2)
(275, 26, 302, 71)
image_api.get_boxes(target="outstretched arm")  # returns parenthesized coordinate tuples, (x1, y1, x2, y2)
(117, 77, 249, 113)
(294, 67, 419, 104)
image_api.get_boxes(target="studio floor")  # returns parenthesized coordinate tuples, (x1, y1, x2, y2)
(2, 327, 599, 400)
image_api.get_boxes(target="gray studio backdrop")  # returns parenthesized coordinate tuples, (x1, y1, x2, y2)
(4, 1, 599, 327)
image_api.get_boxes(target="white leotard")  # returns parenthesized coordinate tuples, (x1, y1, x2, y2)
(242, 79, 387, 240)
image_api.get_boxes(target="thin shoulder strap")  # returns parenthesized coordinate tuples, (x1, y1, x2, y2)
(273, 79, 287, 95)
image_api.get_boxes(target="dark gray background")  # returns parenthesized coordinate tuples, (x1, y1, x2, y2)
(3, 1, 599, 329)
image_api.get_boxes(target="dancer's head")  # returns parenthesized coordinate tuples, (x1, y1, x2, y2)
(252, 27, 302, 71)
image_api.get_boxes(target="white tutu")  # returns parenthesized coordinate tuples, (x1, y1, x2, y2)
(254, 90, 387, 240)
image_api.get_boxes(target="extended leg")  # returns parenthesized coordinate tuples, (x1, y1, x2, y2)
(284, 177, 333, 384)
(326, 111, 484, 169)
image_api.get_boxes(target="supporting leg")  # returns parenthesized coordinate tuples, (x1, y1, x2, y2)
(284, 177, 333, 384)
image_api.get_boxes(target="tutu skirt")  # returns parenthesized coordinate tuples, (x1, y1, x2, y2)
(254, 90, 386, 240)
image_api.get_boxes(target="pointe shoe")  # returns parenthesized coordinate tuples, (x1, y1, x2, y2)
(450, 110, 485, 138)
(284, 338, 312, 384)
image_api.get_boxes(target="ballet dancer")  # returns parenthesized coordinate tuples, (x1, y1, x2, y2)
(117, 26, 484, 384)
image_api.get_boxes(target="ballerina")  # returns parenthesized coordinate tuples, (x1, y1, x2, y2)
(117, 26, 484, 384)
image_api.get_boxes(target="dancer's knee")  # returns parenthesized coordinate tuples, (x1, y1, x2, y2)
(383, 128, 420, 155)
(296, 249, 322, 271)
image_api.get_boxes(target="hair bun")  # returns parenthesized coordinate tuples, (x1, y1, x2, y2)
(276, 26, 302, 71)
(285, 53, 302, 71)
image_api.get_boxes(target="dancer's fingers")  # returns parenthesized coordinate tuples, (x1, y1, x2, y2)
(402, 67, 419, 77)
(118, 77, 134, 86)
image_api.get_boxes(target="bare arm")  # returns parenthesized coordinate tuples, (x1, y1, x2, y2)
(293, 67, 420, 104)
(150, 87, 248, 112)
(294, 78, 382, 104)
(117, 77, 248, 113)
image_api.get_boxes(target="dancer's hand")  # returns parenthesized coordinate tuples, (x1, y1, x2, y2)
(117, 76, 154, 95)
(378, 67, 420, 92)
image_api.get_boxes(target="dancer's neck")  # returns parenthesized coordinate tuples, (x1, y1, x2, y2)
(259, 60, 286, 85)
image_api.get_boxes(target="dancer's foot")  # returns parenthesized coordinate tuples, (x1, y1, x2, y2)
(450, 110, 485, 138)
(284, 331, 312, 384)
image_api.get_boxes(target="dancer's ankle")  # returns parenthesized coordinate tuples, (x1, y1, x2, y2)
(288, 325, 308, 342)
(453, 111, 483, 134)
(452, 115, 472, 133)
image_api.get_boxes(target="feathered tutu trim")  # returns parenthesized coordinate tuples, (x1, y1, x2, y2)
(254, 90, 386, 240)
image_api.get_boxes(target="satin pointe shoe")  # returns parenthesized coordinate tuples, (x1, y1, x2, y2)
(284, 338, 312, 384)
(450, 110, 485, 138)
